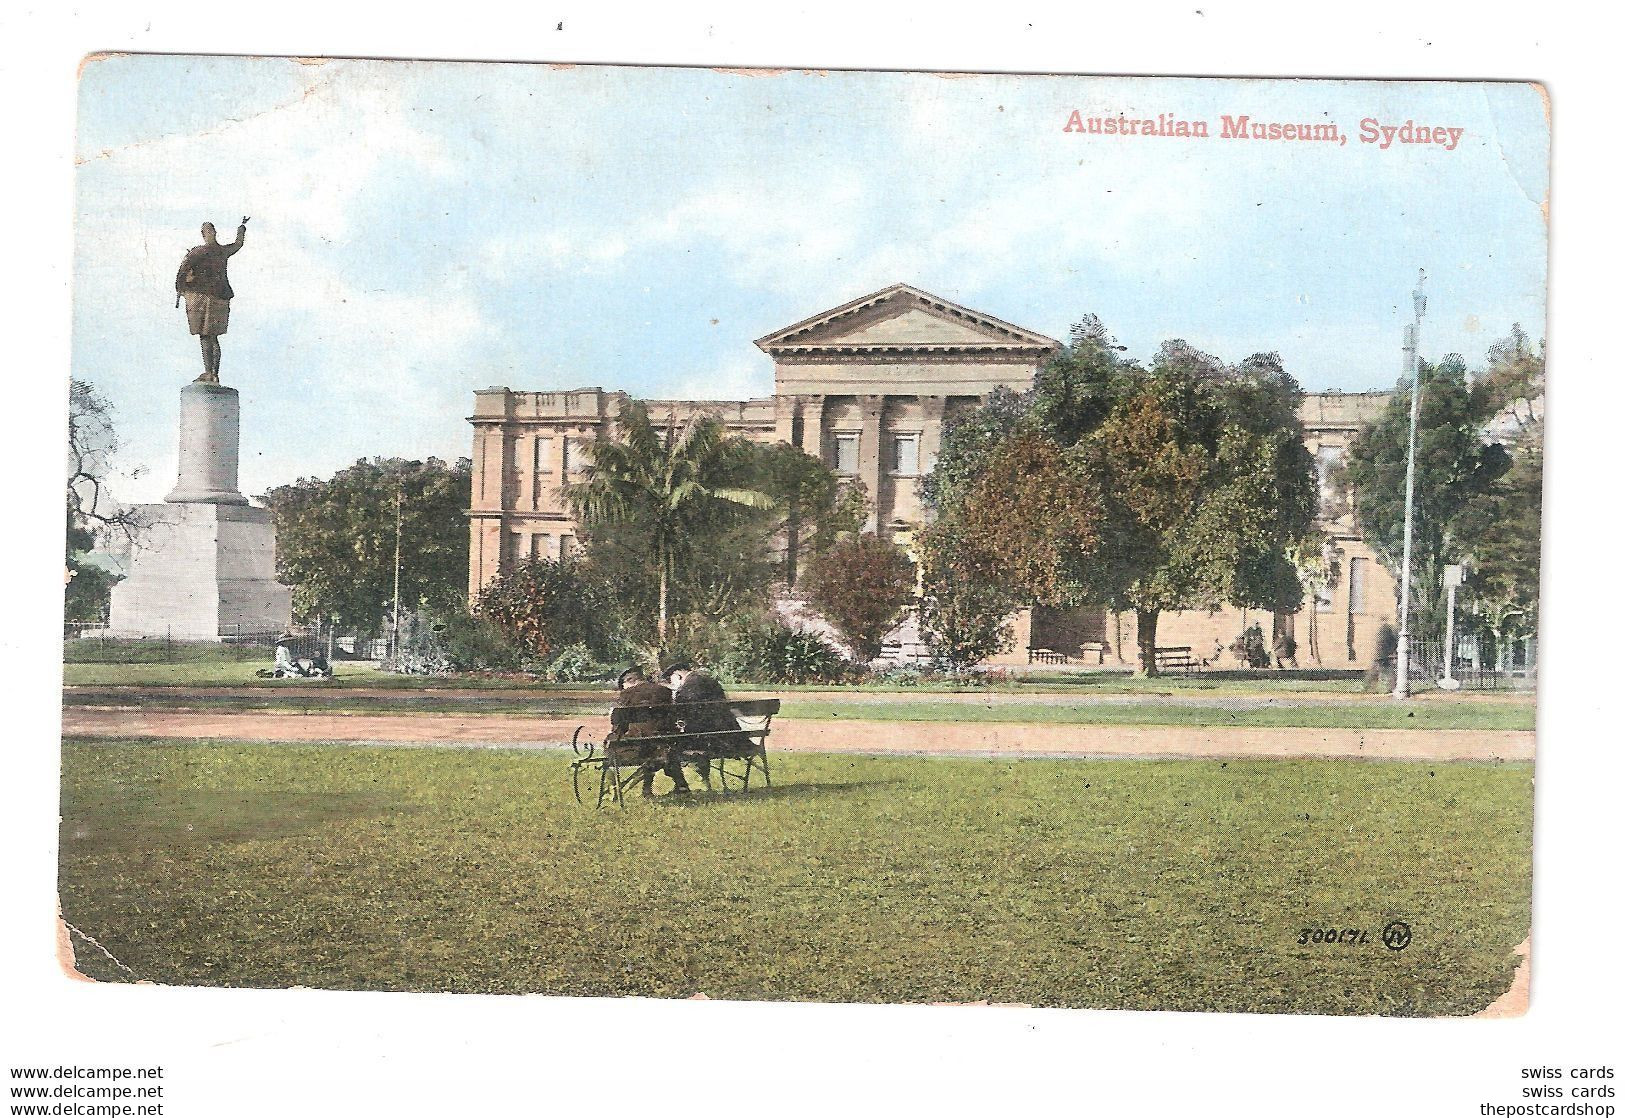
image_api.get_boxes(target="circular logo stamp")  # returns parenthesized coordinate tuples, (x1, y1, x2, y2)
(1382, 920, 1413, 951)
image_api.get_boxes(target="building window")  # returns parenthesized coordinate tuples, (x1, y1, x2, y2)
(833, 432, 859, 475)
(533, 437, 554, 475)
(559, 534, 576, 561)
(1315, 444, 1348, 517)
(1348, 556, 1368, 613)
(505, 530, 525, 571)
(529, 533, 552, 561)
(891, 433, 920, 476)
(563, 437, 590, 475)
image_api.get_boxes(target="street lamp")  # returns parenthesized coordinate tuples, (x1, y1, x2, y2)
(1393, 269, 1427, 700)
(1438, 561, 1468, 691)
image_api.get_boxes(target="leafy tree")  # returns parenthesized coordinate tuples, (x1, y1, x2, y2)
(920, 384, 1034, 514)
(1478, 324, 1544, 438)
(265, 457, 472, 632)
(1081, 346, 1318, 673)
(1456, 431, 1542, 654)
(954, 431, 1102, 606)
(1453, 329, 1546, 657)
(920, 323, 1319, 676)
(739, 440, 863, 589)
(1343, 354, 1511, 642)
(804, 533, 918, 661)
(473, 557, 622, 663)
(65, 379, 143, 620)
(1290, 535, 1340, 665)
(914, 517, 1018, 670)
(565, 401, 774, 654)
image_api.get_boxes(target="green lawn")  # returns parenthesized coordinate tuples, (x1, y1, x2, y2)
(777, 699, 1536, 731)
(59, 739, 1532, 1015)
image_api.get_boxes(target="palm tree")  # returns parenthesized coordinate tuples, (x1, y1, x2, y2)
(564, 401, 775, 656)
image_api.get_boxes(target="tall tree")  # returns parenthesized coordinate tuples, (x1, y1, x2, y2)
(914, 516, 1019, 670)
(919, 325, 1318, 675)
(65, 379, 143, 621)
(1082, 345, 1318, 673)
(565, 402, 774, 655)
(265, 457, 472, 632)
(1454, 328, 1545, 658)
(1343, 354, 1511, 642)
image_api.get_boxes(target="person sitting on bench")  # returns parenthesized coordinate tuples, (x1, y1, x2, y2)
(662, 662, 743, 790)
(611, 666, 691, 798)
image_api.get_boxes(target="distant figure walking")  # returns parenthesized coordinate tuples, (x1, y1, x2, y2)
(175, 217, 248, 384)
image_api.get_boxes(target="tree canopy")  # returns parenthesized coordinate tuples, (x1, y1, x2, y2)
(565, 401, 777, 658)
(265, 457, 472, 632)
(1343, 354, 1512, 643)
(1344, 328, 1541, 655)
(65, 379, 142, 622)
(918, 319, 1319, 674)
(804, 533, 917, 662)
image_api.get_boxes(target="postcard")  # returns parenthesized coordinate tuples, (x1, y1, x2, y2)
(61, 56, 1546, 1018)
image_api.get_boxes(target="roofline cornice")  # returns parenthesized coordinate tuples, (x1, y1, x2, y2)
(754, 282, 1060, 351)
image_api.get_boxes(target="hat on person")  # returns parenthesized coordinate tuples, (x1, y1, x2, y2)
(616, 666, 645, 690)
(660, 661, 692, 682)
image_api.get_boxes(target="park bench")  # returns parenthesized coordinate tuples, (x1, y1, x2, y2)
(1028, 641, 1107, 666)
(569, 697, 780, 809)
(1153, 646, 1200, 674)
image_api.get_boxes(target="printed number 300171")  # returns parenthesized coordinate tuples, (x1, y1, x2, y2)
(1298, 927, 1371, 945)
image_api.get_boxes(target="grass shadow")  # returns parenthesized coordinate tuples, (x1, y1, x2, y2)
(650, 778, 903, 808)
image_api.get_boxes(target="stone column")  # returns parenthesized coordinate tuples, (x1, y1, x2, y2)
(774, 394, 799, 446)
(860, 394, 885, 534)
(166, 382, 249, 505)
(920, 395, 948, 477)
(799, 396, 825, 462)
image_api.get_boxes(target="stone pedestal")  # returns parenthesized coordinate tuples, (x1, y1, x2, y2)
(107, 381, 292, 640)
(107, 503, 293, 639)
(167, 382, 250, 504)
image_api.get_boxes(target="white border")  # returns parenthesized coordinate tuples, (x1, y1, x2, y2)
(5, 4, 1617, 1114)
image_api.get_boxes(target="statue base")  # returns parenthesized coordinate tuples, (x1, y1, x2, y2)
(105, 380, 292, 641)
(107, 503, 292, 640)
(166, 381, 250, 504)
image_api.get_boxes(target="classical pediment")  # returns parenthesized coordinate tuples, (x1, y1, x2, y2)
(756, 284, 1059, 357)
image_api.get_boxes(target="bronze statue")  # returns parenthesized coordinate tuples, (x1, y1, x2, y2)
(175, 217, 249, 383)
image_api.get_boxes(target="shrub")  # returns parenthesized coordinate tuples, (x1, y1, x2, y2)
(1228, 623, 1271, 669)
(720, 622, 853, 685)
(914, 518, 1018, 671)
(473, 559, 621, 663)
(542, 642, 616, 684)
(804, 534, 917, 662)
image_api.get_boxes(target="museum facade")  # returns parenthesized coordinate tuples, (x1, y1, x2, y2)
(466, 283, 1397, 668)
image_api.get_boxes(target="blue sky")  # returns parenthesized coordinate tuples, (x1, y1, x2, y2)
(74, 57, 1549, 503)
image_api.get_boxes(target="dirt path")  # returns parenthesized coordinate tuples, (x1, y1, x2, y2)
(61, 708, 1533, 763)
(62, 684, 1534, 709)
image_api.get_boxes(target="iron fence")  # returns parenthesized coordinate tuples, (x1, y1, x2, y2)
(1405, 638, 1536, 691)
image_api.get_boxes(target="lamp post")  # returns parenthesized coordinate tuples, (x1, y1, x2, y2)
(1439, 562, 1467, 691)
(391, 482, 403, 662)
(1393, 270, 1427, 700)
